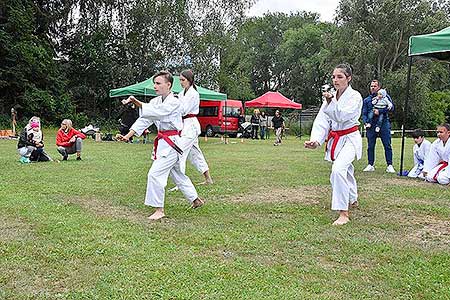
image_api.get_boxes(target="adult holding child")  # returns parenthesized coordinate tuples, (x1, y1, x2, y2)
(361, 80, 396, 173)
(304, 63, 363, 225)
(17, 116, 52, 163)
(56, 119, 86, 161)
(118, 70, 204, 220)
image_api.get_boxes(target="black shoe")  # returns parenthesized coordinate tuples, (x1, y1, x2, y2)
(62, 156, 68, 161)
(76, 156, 82, 161)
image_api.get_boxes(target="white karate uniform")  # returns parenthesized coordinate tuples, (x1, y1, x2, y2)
(423, 138, 450, 184)
(310, 85, 363, 211)
(178, 87, 210, 174)
(408, 139, 431, 178)
(130, 93, 198, 208)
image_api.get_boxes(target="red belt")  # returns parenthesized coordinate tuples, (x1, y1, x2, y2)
(153, 130, 183, 159)
(433, 161, 448, 181)
(326, 125, 359, 161)
(182, 114, 197, 120)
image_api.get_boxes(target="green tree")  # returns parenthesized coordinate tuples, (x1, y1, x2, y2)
(0, 0, 72, 123)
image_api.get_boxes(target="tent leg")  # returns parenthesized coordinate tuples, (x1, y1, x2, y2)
(399, 56, 413, 176)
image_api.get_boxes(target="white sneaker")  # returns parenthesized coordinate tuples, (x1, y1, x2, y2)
(363, 165, 375, 172)
(386, 165, 396, 173)
(168, 186, 179, 192)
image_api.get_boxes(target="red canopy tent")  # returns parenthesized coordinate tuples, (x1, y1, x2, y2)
(245, 91, 302, 109)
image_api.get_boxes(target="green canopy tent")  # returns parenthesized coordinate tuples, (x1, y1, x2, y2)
(399, 26, 450, 175)
(109, 76, 227, 100)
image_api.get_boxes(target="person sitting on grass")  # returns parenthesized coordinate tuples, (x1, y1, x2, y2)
(17, 116, 52, 163)
(56, 119, 86, 161)
(407, 129, 431, 179)
(422, 123, 450, 184)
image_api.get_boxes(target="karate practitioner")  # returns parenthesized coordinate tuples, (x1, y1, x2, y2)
(407, 129, 431, 179)
(305, 64, 363, 225)
(177, 69, 213, 185)
(119, 71, 204, 220)
(422, 123, 450, 184)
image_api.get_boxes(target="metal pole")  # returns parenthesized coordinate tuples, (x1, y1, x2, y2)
(400, 56, 413, 175)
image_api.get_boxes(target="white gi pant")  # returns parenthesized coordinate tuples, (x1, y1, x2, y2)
(425, 164, 449, 184)
(187, 138, 209, 174)
(146, 149, 198, 208)
(330, 141, 358, 211)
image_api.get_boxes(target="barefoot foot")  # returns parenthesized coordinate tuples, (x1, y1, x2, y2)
(191, 198, 205, 209)
(332, 215, 350, 226)
(148, 210, 165, 220)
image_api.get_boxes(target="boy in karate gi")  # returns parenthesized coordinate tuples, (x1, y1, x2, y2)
(422, 123, 450, 184)
(119, 71, 204, 220)
(407, 129, 431, 178)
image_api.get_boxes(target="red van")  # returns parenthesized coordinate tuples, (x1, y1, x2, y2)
(197, 100, 243, 137)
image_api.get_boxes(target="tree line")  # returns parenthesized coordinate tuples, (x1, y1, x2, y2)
(1, 0, 449, 129)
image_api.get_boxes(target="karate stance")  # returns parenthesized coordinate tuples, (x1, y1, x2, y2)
(177, 69, 213, 184)
(422, 123, 450, 184)
(119, 71, 204, 220)
(305, 64, 363, 225)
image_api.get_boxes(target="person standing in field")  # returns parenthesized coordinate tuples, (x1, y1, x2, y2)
(119, 70, 204, 220)
(304, 63, 363, 225)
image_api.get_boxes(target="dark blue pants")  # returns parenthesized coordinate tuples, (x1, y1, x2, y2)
(366, 122, 393, 166)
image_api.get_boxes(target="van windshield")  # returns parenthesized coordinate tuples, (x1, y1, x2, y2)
(224, 106, 241, 117)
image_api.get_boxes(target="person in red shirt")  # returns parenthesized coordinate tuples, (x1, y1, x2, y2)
(56, 119, 86, 161)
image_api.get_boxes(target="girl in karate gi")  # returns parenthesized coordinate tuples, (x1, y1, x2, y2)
(304, 64, 363, 225)
(178, 69, 213, 185)
(119, 71, 204, 220)
(422, 123, 450, 184)
(407, 129, 431, 178)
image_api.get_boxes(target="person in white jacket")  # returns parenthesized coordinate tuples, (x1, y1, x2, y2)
(119, 71, 204, 220)
(304, 64, 363, 225)
(422, 123, 450, 184)
(407, 129, 431, 178)
(177, 69, 213, 184)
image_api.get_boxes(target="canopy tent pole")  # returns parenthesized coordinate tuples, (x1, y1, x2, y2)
(399, 56, 413, 175)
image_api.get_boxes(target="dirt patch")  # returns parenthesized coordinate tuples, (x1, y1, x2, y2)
(229, 186, 330, 205)
(0, 215, 34, 241)
(404, 215, 450, 248)
(64, 196, 147, 224)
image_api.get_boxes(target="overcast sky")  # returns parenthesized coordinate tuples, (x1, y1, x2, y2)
(247, 0, 340, 22)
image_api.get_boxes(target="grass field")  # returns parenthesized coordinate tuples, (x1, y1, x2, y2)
(0, 132, 449, 299)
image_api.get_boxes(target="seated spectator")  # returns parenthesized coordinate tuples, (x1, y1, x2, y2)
(422, 123, 450, 184)
(56, 119, 86, 161)
(407, 129, 431, 178)
(17, 116, 52, 163)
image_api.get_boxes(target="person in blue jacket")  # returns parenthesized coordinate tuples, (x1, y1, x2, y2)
(361, 80, 396, 173)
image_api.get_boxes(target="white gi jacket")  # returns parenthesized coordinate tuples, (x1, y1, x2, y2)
(413, 139, 431, 166)
(179, 87, 201, 139)
(130, 93, 183, 159)
(423, 138, 450, 173)
(310, 85, 363, 162)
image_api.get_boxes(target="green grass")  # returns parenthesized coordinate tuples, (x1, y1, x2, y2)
(0, 132, 449, 299)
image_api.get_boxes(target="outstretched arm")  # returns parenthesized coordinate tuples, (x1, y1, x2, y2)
(122, 96, 143, 108)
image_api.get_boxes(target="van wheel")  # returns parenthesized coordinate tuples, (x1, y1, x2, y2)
(206, 126, 214, 137)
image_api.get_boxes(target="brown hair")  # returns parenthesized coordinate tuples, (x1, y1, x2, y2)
(180, 69, 197, 91)
(153, 70, 173, 88)
(437, 123, 450, 131)
(335, 63, 353, 78)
